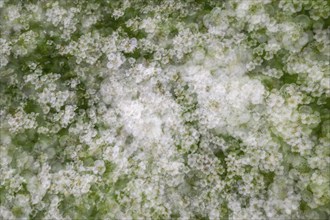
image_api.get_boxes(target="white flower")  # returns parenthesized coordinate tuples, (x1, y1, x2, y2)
(93, 160, 106, 175)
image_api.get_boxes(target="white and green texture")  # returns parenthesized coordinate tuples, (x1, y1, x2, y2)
(0, 0, 329, 219)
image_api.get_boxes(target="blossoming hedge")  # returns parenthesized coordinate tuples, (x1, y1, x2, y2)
(0, 0, 329, 219)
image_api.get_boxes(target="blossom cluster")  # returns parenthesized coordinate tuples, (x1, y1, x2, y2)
(0, 0, 329, 219)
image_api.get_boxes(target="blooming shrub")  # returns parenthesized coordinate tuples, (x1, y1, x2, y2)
(0, 0, 329, 219)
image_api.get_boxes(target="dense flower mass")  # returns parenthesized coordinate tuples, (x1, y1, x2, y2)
(0, 0, 329, 219)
